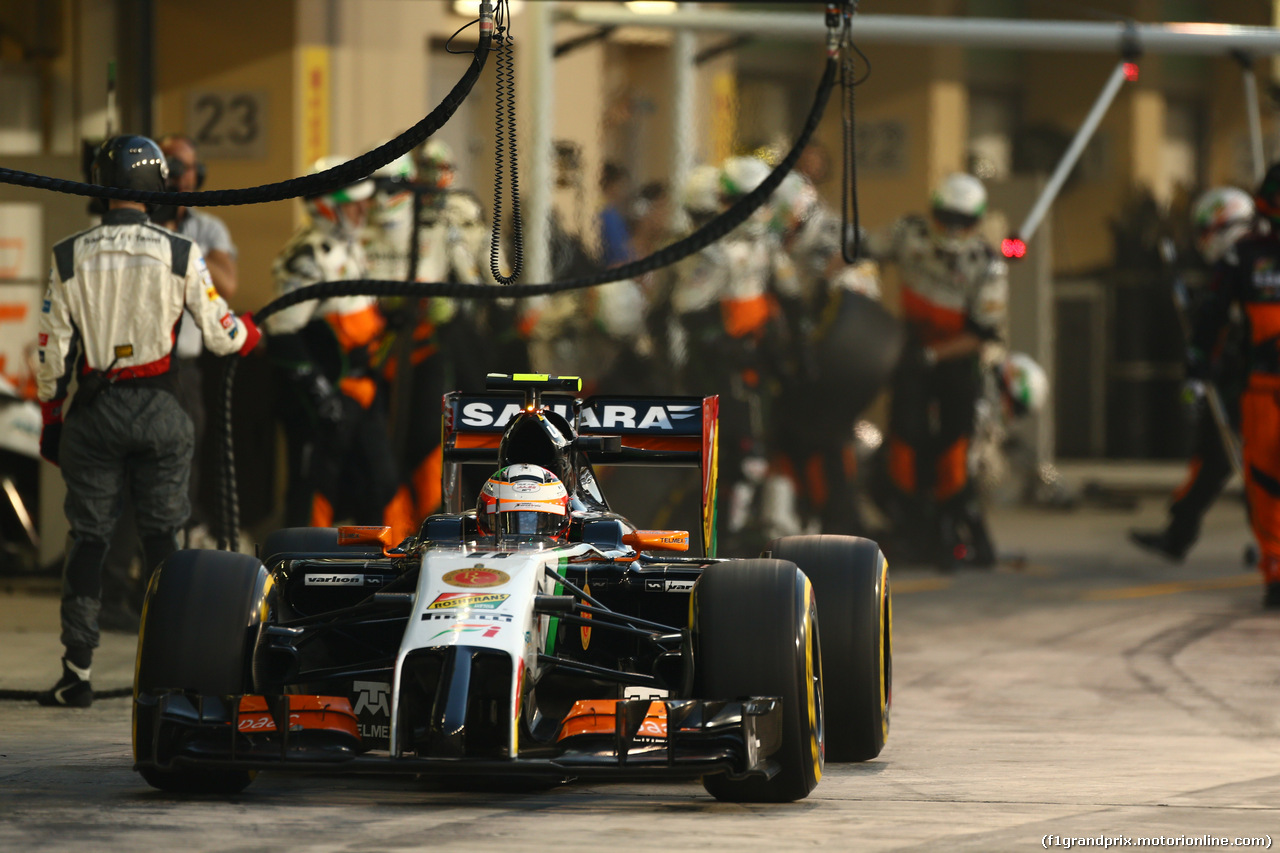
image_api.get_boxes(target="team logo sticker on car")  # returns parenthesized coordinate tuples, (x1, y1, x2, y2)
(305, 573, 365, 586)
(426, 592, 510, 610)
(442, 567, 511, 588)
(429, 622, 505, 641)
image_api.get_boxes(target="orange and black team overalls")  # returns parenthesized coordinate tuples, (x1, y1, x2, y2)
(1193, 231, 1280, 584)
(883, 215, 1006, 561)
(268, 231, 416, 544)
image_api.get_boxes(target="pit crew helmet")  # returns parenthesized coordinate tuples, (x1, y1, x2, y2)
(372, 151, 417, 189)
(996, 352, 1049, 418)
(1192, 186, 1254, 264)
(304, 155, 375, 238)
(721, 156, 773, 233)
(415, 139, 456, 191)
(770, 171, 818, 240)
(476, 464, 571, 540)
(720, 156, 771, 200)
(930, 172, 987, 252)
(682, 164, 723, 218)
(92, 135, 168, 192)
(370, 152, 417, 226)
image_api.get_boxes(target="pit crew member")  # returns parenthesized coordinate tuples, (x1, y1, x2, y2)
(1188, 167, 1280, 606)
(1131, 186, 1253, 562)
(266, 157, 414, 544)
(872, 172, 1008, 569)
(36, 135, 260, 707)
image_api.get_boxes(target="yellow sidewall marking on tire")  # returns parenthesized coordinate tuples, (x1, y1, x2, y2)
(880, 557, 891, 741)
(804, 578, 821, 781)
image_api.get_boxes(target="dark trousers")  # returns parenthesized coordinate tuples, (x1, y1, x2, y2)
(886, 348, 982, 559)
(887, 349, 981, 503)
(59, 386, 191, 651)
(1165, 392, 1237, 548)
(281, 393, 400, 530)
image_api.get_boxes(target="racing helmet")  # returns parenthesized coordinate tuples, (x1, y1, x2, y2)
(475, 464, 571, 540)
(304, 155, 375, 237)
(996, 352, 1049, 418)
(1192, 186, 1254, 264)
(682, 164, 723, 218)
(92, 135, 168, 192)
(770, 171, 818, 239)
(720, 156, 771, 200)
(415, 139, 456, 191)
(370, 152, 418, 226)
(372, 151, 417, 188)
(721, 156, 773, 233)
(930, 172, 987, 251)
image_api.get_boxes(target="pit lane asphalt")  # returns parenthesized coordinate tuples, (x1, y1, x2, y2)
(3, 495, 1279, 852)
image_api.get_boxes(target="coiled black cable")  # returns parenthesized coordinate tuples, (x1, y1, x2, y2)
(0, 31, 491, 207)
(490, 2, 524, 284)
(217, 57, 840, 549)
(838, 13, 871, 263)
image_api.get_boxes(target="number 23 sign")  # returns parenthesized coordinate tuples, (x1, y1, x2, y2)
(185, 90, 268, 159)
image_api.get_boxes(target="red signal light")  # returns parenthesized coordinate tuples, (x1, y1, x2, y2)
(1123, 62, 1139, 81)
(1002, 237, 1027, 259)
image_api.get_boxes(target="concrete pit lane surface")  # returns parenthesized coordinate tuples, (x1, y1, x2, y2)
(2, 496, 1279, 852)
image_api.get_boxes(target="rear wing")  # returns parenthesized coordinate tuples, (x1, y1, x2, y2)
(440, 391, 720, 556)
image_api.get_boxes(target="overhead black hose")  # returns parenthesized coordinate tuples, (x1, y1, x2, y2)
(217, 57, 840, 546)
(258, 59, 837, 322)
(0, 32, 491, 207)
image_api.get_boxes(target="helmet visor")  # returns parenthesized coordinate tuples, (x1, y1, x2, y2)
(494, 508, 567, 538)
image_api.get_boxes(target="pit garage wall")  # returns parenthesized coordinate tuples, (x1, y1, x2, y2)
(150, 1, 298, 315)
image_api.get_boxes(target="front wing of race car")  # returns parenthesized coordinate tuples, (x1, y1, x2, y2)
(135, 691, 783, 780)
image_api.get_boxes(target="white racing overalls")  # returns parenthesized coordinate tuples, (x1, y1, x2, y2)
(37, 207, 258, 653)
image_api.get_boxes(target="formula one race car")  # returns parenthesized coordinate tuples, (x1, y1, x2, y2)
(132, 374, 891, 802)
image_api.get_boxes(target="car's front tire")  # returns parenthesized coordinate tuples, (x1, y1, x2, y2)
(133, 549, 268, 794)
(764, 535, 890, 762)
(694, 559, 823, 803)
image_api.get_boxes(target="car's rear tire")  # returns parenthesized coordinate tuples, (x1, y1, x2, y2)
(695, 559, 823, 803)
(259, 526, 388, 568)
(134, 549, 268, 794)
(763, 535, 890, 762)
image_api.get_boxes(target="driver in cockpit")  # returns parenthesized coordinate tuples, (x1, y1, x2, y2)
(475, 464, 572, 541)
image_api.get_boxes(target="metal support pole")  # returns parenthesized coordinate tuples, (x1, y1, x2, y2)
(670, 3, 697, 231)
(1238, 54, 1266, 183)
(559, 7, 1280, 57)
(526, 0, 555, 283)
(1017, 60, 1131, 243)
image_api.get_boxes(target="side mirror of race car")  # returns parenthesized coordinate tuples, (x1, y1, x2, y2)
(337, 525, 396, 553)
(622, 530, 689, 552)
